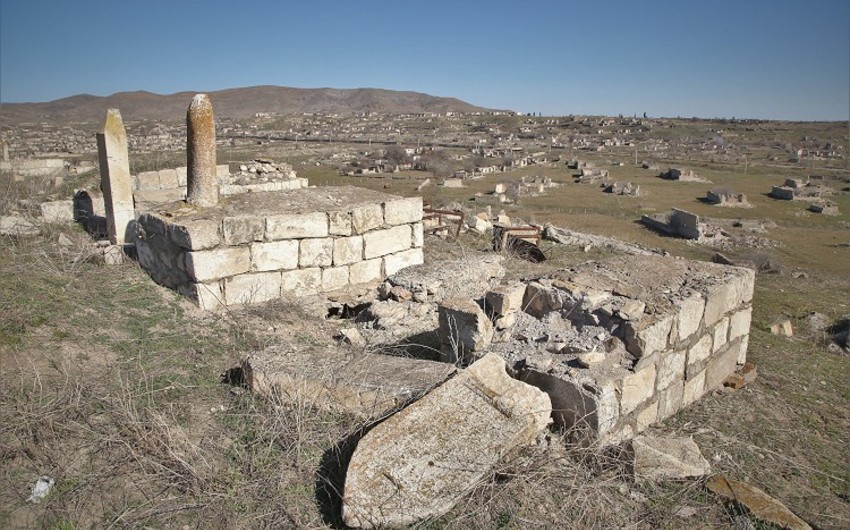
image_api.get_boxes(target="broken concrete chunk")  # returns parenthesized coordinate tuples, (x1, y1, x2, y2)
(342, 353, 552, 528)
(437, 297, 494, 363)
(631, 435, 711, 480)
(242, 347, 454, 419)
(706, 474, 812, 530)
(770, 318, 793, 336)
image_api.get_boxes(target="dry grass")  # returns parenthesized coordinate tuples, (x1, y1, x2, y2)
(1, 121, 849, 529)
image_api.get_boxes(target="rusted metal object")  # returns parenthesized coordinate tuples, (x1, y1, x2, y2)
(423, 204, 464, 239)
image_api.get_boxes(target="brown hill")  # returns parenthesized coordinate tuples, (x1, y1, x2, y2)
(0, 86, 500, 124)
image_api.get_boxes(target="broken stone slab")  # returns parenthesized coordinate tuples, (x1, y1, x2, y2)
(437, 297, 494, 363)
(242, 347, 455, 419)
(706, 474, 812, 530)
(0, 215, 40, 236)
(630, 435, 711, 480)
(342, 353, 552, 528)
(770, 318, 793, 336)
(543, 224, 665, 256)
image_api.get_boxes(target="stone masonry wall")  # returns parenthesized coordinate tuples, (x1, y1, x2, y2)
(436, 255, 754, 444)
(135, 187, 424, 310)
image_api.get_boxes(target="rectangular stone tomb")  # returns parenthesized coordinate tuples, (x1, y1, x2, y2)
(441, 255, 754, 444)
(135, 186, 424, 309)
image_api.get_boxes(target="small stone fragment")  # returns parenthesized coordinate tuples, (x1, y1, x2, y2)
(577, 349, 605, 368)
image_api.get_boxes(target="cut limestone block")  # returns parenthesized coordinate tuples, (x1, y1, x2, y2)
(437, 297, 493, 363)
(342, 353, 552, 529)
(242, 347, 455, 419)
(630, 435, 711, 480)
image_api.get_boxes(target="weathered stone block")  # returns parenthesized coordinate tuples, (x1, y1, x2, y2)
(363, 225, 412, 259)
(631, 435, 711, 480)
(158, 168, 179, 188)
(178, 281, 223, 311)
(300, 238, 333, 268)
(703, 268, 755, 325)
(484, 283, 526, 316)
(351, 203, 383, 234)
(636, 401, 659, 431)
(625, 316, 672, 358)
(682, 369, 706, 406)
(222, 216, 264, 245)
(333, 235, 363, 266)
(412, 222, 424, 247)
(438, 297, 494, 363)
(243, 347, 456, 420)
(329, 210, 353, 236)
(383, 196, 423, 225)
(522, 282, 566, 318)
(657, 381, 684, 420)
(657, 349, 686, 390)
(341, 354, 551, 529)
(711, 318, 729, 354)
(350, 259, 383, 284)
(266, 212, 328, 240)
(182, 247, 250, 282)
(705, 339, 743, 391)
(136, 171, 160, 191)
(728, 306, 752, 342)
(687, 334, 713, 368)
(39, 200, 74, 223)
(280, 267, 321, 294)
(176, 166, 188, 186)
(621, 364, 657, 414)
(322, 266, 350, 291)
(251, 240, 299, 271)
(224, 272, 281, 305)
(384, 248, 424, 276)
(676, 295, 705, 342)
(168, 219, 221, 250)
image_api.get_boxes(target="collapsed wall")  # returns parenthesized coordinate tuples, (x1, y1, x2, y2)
(437, 254, 754, 443)
(135, 187, 424, 309)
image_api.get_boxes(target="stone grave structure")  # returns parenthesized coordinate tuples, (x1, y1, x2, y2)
(131, 94, 424, 309)
(435, 255, 754, 443)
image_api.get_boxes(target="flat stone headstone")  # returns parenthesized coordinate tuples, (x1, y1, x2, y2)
(342, 353, 552, 528)
(96, 109, 134, 244)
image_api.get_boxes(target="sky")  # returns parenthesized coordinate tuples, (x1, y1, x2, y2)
(1, 0, 848, 121)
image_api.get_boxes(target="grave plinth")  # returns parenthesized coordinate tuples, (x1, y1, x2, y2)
(135, 186, 424, 310)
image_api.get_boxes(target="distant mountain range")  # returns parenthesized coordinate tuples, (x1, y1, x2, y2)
(0, 86, 502, 124)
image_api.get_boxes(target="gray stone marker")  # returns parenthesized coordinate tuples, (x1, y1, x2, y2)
(96, 109, 135, 244)
(186, 94, 219, 207)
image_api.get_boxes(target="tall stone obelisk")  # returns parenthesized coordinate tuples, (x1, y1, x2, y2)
(186, 94, 219, 207)
(96, 109, 135, 244)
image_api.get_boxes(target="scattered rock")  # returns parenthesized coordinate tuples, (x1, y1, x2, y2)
(437, 297, 494, 363)
(338, 327, 366, 347)
(769, 318, 793, 337)
(342, 353, 552, 528)
(706, 474, 812, 530)
(577, 349, 606, 367)
(724, 362, 757, 390)
(630, 435, 711, 480)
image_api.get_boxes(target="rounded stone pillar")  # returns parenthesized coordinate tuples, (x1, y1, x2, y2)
(186, 94, 219, 207)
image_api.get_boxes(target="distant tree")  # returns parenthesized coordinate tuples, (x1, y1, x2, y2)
(383, 145, 408, 166)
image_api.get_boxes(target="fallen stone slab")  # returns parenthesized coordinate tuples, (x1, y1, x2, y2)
(242, 347, 455, 419)
(706, 474, 812, 530)
(543, 224, 665, 256)
(631, 435, 711, 480)
(342, 353, 552, 528)
(0, 215, 40, 236)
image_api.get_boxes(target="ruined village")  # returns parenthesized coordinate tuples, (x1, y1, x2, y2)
(1, 93, 848, 530)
